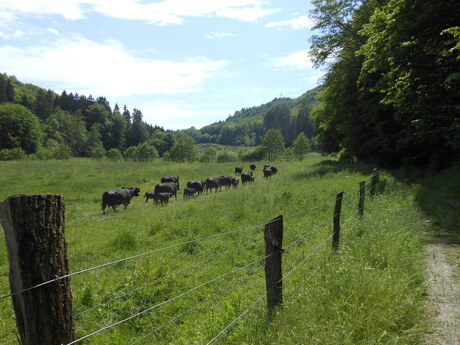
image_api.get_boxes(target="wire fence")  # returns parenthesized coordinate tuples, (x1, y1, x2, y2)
(1, 169, 381, 345)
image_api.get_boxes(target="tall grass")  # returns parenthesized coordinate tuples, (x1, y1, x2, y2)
(0, 155, 427, 344)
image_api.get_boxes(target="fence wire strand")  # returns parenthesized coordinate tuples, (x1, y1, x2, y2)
(0, 219, 267, 301)
(74, 237, 259, 318)
(129, 266, 261, 345)
(66, 251, 274, 345)
(0, 338, 18, 345)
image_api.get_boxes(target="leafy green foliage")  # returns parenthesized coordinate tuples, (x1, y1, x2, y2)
(0, 103, 42, 154)
(262, 129, 285, 161)
(310, 0, 460, 168)
(292, 132, 312, 161)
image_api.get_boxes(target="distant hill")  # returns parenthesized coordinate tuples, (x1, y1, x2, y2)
(190, 86, 321, 146)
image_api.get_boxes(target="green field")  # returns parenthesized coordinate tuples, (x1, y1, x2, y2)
(0, 155, 428, 344)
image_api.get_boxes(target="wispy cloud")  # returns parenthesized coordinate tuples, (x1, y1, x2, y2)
(0, 34, 231, 96)
(267, 50, 313, 70)
(204, 32, 235, 39)
(0, 29, 26, 40)
(47, 28, 59, 35)
(265, 15, 315, 30)
(0, 0, 279, 26)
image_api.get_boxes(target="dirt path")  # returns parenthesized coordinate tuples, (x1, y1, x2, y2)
(424, 235, 460, 345)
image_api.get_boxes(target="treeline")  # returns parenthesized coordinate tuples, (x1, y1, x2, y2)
(1, 73, 174, 160)
(194, 88, 319, 146)
(310, 0, 460, 169)
(0, 73, 318, 162)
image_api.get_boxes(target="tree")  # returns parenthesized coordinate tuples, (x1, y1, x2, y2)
(262, 129, 285, 161)
(42, 108, 88, 156)
(0, 103, 42, 154)
(168, 136, 197, 162)
(86, 103, 109, 129)
(292, 132, 312, 161)
(200, 147, 217, 162)
(134, 142, 158, 162)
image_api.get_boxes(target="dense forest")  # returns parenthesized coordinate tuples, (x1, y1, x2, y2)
(309, 0, 460, 169)
(0, 72, 318, 162)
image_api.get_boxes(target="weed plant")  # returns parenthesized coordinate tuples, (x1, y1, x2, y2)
(0, 154, 427, 344)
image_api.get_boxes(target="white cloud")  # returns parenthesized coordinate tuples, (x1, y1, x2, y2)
(0, 0, 279, 26)
(47, 28, 59, 35)
(0, 34, 230, 97)
(265, 15, 315, 30)
(268, 50, 313, 70)
(204, 32, 235, 39)
(0, 29, 26, 40)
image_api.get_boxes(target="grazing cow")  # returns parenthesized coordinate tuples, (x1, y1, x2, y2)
(154, 192, 173, 205)
(234, 166, 243, 175)
(183, 187, 197, 199)
(161, 176, 180, 190)
(231, 178, 240, 188)
(270, 166, 278, 175)
(263, 166, 273, 179)
(219, 174, 235, 189)
(144, 192, 155, 203)
(241, 172, 255, 184)
(250, 163, 256, 171)
(102, 187, 140, 214)
(205, 177, 221, 193)
(154, 182, 179, 200)
(187, 180, 206, 195)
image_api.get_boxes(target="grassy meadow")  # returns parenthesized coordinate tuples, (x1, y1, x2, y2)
(0, 154, 428, 344)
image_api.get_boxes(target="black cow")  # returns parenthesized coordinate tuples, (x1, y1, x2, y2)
(220, 174, 234, 189)
(183, 187, 197, 199)
(250, 163, 256, 171)
(263, 167, 273, 179)
(154, 192, 173, 205)
(241, 172, 255, 184)
(161, 176, 180, 190)
(154, 182, 179, 200)
(144, 192, 155, 203)
(205, 177, 221, 192)
(231, 178, 240, 188)
(102, 187, 140, 214)
(186, 180, 206, 194)
(270, 166, 278, 175)
(234, 166, 243, 175)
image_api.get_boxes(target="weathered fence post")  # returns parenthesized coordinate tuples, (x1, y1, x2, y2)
(372, 168, 380, 184)
(0, 194, 75, 345)
(370, 174, 377, 196)
(264, 215, 283, 315)
(358, 181, 365, 216)
(332, 192, 344, 251)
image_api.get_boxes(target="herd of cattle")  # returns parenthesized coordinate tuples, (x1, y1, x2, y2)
(101, 164, 278, 214)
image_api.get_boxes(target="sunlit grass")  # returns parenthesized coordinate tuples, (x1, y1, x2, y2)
(0, 155, 428, 344)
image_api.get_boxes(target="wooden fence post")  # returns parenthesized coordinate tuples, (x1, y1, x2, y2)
(264, 215, 284, 314)
(370, 174, 377, 196)
(332, 192, 344, 251)
(358, 181, 365, 216)
(0, 194, 75, 345)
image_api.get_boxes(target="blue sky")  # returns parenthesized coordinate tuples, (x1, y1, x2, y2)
(0, 0, 323, 130)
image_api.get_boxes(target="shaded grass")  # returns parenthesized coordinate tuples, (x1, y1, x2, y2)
(0, 155, 428, 344)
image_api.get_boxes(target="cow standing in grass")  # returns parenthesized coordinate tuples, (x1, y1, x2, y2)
(102, 187, 140, 214)
(161, 176, 180, 190)
(154, 182, 179, 200)
(187, 180, 206, 195)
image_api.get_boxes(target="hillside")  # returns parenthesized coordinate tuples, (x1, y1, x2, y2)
(194, 86, 321, 146)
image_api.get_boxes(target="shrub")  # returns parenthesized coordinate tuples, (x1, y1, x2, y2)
(216, 150, 237, 163)
(0, 147, 26, 160)
(241, 145, 265, 161)
(106, 148, 123, 161)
